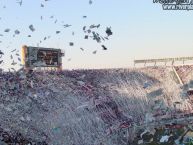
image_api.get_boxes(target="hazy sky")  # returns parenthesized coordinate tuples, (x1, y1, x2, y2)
(0, 0, 193, 70)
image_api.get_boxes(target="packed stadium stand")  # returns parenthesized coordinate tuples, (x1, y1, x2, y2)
(0, 66, 193, 144)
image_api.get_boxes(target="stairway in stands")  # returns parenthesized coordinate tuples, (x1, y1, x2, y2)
(174, 65, 193, 84)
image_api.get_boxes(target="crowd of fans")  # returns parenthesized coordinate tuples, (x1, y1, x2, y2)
(0, 66, 192, 144)
(0, 69, 136, 144)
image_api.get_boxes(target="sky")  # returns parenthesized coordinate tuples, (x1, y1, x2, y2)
(0, 0, 193, 70)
